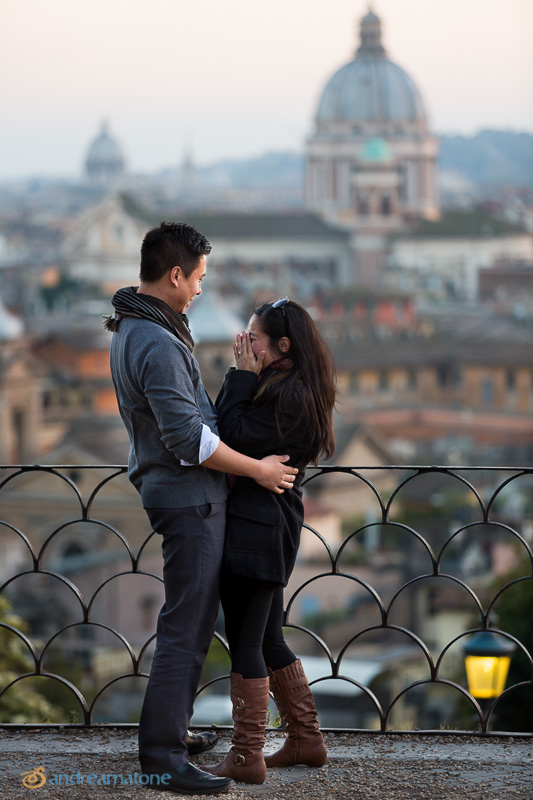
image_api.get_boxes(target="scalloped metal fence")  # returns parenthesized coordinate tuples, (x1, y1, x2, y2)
(0, 463, 532, 734)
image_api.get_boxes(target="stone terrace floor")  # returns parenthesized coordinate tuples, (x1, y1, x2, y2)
(1, 726, 533, 800)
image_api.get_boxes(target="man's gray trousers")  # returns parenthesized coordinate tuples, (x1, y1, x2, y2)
(138, 500, 226, 773)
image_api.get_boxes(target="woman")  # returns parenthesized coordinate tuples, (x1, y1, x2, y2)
(206, 298, 336, 784)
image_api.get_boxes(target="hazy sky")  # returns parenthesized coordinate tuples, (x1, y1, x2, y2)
(1, 0, 532, 180)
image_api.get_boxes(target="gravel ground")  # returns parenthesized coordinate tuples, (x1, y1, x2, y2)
(1, 726, 532, 800)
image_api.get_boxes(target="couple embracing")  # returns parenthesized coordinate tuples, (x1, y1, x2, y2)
(108, 221, 336, 795)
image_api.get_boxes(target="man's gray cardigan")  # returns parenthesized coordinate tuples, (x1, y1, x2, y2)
(110, 316, 228, 509)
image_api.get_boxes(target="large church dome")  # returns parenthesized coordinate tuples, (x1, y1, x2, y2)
(316, 11, 426, 124)
(305, 7, 440, 275)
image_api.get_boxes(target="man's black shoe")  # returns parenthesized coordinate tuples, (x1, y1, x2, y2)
(185, 729, 218, 755)
(147, 763, 234, 795)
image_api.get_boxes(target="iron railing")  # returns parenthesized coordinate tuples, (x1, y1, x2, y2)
(0, 463, 532, 735)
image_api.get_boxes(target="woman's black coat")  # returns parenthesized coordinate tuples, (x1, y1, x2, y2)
(215, 366, 307, 586)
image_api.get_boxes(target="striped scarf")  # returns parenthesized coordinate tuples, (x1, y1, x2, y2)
(104, 286, 194, 352)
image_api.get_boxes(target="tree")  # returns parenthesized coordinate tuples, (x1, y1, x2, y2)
(0, 596, 63, 723)
(489, 558, 533, 733)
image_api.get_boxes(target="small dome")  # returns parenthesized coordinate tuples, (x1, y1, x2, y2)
(361, 137, 392, 163)
(85, 122, 125, 183)
(0, 295, 24, 340)
(316, 11, 426, 124)
(361, 136, 392, 164)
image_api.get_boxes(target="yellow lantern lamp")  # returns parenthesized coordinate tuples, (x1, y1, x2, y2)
(463, 632, 516, 700)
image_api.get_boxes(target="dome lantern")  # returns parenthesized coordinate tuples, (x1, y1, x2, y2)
(356, 10, 386, 59)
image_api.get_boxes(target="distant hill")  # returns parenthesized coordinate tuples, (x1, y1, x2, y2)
(438, 130, 533, 187)
(192, 130, 532, 191)
(196, 151, 304, 189)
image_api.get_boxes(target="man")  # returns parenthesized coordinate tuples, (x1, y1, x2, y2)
(107, 221, 296, 795)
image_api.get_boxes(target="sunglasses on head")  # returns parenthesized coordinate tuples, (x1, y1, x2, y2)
(272, 297, 289, 316)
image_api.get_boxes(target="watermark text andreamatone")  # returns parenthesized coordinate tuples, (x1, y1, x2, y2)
(19, 766, 171, 789)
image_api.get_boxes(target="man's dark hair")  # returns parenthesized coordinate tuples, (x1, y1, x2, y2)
(139, 222, 212, 282)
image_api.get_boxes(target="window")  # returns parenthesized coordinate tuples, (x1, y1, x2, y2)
(42, 391, 53, 409)
(76, 625, 95, 641)
(141, 596, 159, 631)
(437, 365, 452, 389)
(482, 378, 494, 405)
(63, 542, 86, 559)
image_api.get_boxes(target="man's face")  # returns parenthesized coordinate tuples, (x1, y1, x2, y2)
(175, 255, 206, 314)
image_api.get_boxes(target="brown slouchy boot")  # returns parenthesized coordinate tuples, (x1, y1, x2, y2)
(205, 672, 269, 784)
(264, 659, 327, 768)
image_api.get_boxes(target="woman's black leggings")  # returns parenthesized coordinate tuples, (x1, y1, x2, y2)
(220, 573, 297, 679)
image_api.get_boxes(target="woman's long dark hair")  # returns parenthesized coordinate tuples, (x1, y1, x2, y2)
(253, 300, 336, 466)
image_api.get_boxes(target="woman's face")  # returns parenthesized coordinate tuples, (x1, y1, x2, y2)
(248, 314, 278, 369)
